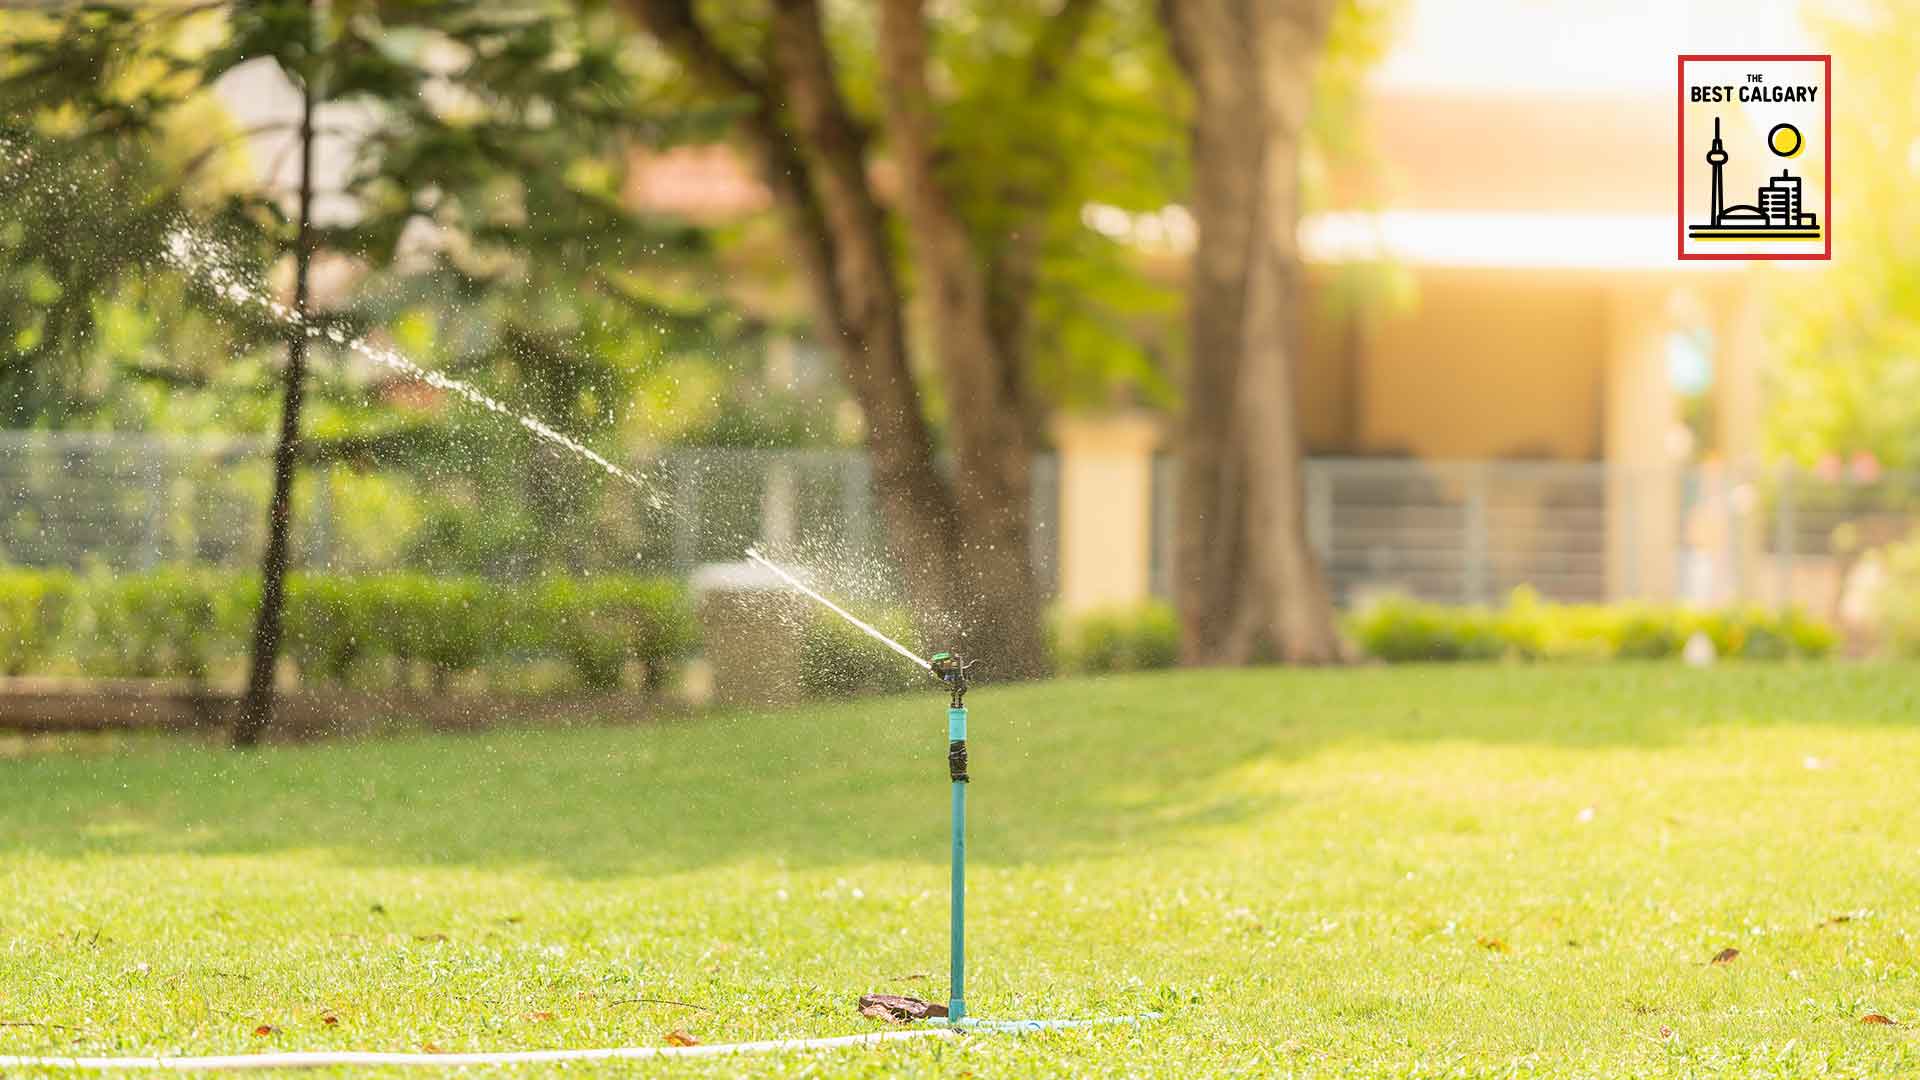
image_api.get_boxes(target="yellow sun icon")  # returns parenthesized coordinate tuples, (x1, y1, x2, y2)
(1768, 123, 1804, 158)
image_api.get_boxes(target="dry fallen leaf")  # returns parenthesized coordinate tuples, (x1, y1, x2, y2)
(1475, 936, 1509, 953)
(1860, 1013, 1896, 1026)
(421, 1042, 444, 1053)
(319, 1013, 339, 1027)
(857, 994, 948, 1023)
(1711, 948, 1740, 965)
(525, 1011, 554, 1022)
(252, 1025, 275, 1037)
(664, 1029, 701, 1047)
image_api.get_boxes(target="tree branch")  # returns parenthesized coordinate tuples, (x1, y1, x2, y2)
(1025, 0, 1100, 93)
(618, 0, 765, 101)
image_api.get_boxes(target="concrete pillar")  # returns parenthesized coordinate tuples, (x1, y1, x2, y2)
(1713, 284, 1765, 467)
(1050, 412, 1163, 614)
(690, 561, 807, 709)
(1604, 286, 1683, 601)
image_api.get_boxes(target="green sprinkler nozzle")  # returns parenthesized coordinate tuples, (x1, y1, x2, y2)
(929, 651, 971, 708)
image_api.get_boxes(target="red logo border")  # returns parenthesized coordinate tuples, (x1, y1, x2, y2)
(1676, 54, 1831, 261)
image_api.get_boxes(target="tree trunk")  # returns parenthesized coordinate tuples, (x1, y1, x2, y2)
(1163, 0, 1344, 664)
(232, 47, 317, 748)
(875, 0, 1046, 676)
(758, 0, 961, 629)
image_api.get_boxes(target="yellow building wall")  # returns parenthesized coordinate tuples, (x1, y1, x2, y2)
(1305, 270, 1609, 461)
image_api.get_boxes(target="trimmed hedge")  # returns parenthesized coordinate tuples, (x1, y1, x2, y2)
(1051, 602, 1180, 675)
(1349, 588, 1836, 663)
(0, 568, 75, 677)
(0, 568, 696, 690)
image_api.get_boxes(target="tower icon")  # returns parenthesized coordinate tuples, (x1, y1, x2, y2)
(1705, 118, 1729, 226)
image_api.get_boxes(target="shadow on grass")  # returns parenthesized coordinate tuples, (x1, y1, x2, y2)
(0, 664, 1908, 877)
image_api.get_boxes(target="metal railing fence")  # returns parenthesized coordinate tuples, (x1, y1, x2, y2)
(0, 434, 1060, 594)
(5, 431, 1916, 614)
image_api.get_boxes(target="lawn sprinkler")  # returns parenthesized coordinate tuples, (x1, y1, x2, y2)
(742, 549, 1157, 1035)
(883, 649, 1161, 1035)
(928, 651, 974, 1022)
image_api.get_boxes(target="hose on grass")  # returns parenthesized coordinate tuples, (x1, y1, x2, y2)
(0, 1014, 1160, 1071)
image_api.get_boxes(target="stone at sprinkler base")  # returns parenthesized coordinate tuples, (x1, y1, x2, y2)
(690, 560, 809, 709)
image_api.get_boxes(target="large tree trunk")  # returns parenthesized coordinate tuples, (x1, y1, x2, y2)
(1163, 0, 1344, 664)
(233, 46, 317, 748)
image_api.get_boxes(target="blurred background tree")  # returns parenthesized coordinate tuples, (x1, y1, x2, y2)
(621, 0, 1187, 677)
(1766, 0, 1920, 470)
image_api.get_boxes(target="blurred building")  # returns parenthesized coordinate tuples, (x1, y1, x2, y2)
(1285, 0, 1820, 604)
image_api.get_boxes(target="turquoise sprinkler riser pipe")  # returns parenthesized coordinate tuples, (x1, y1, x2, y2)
(947, 704, 968, 1023)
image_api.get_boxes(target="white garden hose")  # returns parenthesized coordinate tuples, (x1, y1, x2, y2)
(0, 1014, 1156, 1071)
(0, 1028, 953, 1071)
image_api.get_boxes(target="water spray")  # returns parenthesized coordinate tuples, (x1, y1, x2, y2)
(742, 549, 930, 672)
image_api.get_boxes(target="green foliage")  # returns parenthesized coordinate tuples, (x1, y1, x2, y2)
(799, 607, 925, 699)
(0, 567, 73, 676)
(530, 576, 699, 691)
(1352, 597, 1505, 662)
(1051, 602, 1179, 674)
(0, 568, 695, 690)
(78, 567, 253, 681)
(1878, 538, 1920, 658)
(1350, 588, 1835, 664)
(282, 574, 368, 681)
(362, 575, 494, 685)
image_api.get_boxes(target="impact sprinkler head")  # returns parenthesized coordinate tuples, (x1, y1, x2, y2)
(929, 651, 972, 708)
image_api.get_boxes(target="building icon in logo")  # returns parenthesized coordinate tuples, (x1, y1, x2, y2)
(1688, 117, 1820, 240)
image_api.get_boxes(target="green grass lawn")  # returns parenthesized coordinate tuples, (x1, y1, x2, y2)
(4, 665, 1920, 1077)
